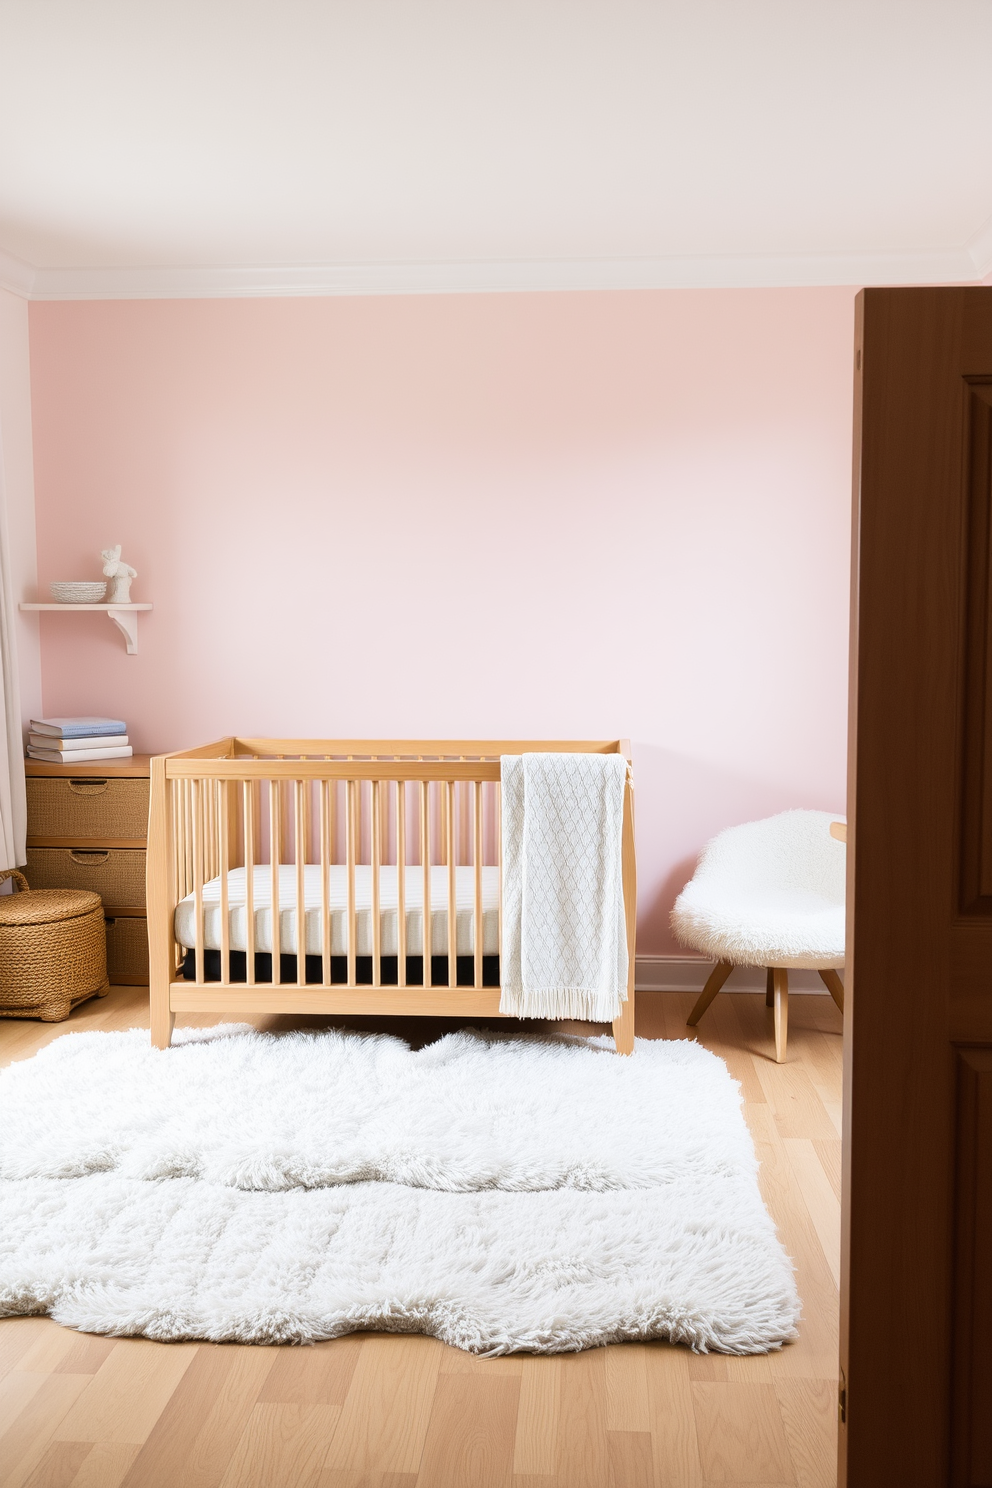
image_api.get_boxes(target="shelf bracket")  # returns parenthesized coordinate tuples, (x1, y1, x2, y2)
(107, 607, 140, 655)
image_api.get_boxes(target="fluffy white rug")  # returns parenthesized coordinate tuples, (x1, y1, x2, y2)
(0, 1026, 800, 1356)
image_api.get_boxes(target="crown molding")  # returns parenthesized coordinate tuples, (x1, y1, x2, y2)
(0, 246, 35, 297)
(0, 242, 988, 301)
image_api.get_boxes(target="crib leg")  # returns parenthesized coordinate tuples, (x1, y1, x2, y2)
(613, 991, 635, 1055)
(150, 979, 175, 1050)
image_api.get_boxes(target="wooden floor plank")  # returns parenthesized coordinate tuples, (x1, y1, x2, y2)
(644, 1346, 702, 1488)
(604, 1344, 651, 1432)
(0, 988, 842, 1488)
(783, 1140, 841, 1288)
(0, 1323, 61, 1383)
(812, 1141, 842, 1204)
(691, 1382, 796, 1484)
(65, 1444, 140, 1488)
(512, 1359, 561, 1477)
(216, 1403, 338, 1488)
(0, 1375, 92, 1488)
(19, 1441, 92, 1488)
(774, 1380, 837, 1488)
(323, 1337, 444, 1476)
(259, 1338, 363, 1407)
(120, 1343, 277, 1488)
(0, 1373, 49, 1439)
(606, 1429, 654, 1488)
(553, 1350, 607, 1488)
(52, 1341, 199, 1446)
(316, 1471, 418, 1488)
(416, 1372, 520, 1487)
(752, 1063, 838, 1143)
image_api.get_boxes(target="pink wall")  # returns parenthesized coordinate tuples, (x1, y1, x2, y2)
(27, 289, 855, 954)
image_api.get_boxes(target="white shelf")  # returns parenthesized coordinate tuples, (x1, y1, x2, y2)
(20, 602, 153, 655)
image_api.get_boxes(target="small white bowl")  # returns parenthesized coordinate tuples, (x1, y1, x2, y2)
(49, 581, 107, 604)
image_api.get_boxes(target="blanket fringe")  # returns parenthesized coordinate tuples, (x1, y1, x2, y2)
(499, 984, 626, 1022)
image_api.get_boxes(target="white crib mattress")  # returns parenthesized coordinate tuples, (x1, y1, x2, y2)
(174, 864, 500, 958)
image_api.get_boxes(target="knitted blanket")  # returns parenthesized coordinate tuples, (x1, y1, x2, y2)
(500, 753, 629, 1021)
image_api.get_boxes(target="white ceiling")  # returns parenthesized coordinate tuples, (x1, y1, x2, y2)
(1, 0, 991, 298)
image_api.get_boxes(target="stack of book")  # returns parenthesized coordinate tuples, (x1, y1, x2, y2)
(27, 717, 132, 763)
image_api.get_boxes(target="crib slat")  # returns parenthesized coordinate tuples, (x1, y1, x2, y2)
(244, 780, 256, 981)
(295, 779, 306, 987)
(319, 779, 331, 986)
(474, 780, 483, 989)
(219, 779, 230, 986)
(447, 779, 456, 986)
(497, 779, 503, 979)
(371, 779, 382, 988)
(193, 779, 204, 986)
(397, 780, 407, 989)
(347, 778, 357, 987)
(353, 764, 362, 870)
(330, 772, 337, 868)
(421, 780, 432, 987)
(270, 779, 282, 983)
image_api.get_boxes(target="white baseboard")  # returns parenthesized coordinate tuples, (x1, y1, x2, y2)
(635, 955, 839, 995)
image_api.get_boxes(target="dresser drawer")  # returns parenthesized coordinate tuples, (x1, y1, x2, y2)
(105, 916, 149, 984)
(25, 848, 146, 909)
(26, 777, 149, 842)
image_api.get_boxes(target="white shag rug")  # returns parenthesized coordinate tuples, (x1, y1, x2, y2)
(0, 1026, 800, 1356)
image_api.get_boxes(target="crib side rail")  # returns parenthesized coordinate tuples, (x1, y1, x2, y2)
(228, 737, 625, 759)
(158, 755, 503, 999)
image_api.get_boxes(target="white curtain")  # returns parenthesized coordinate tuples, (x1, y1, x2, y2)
(0, 430, 26, 871)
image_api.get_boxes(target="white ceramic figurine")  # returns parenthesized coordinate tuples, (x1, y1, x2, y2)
(101, 545, 137, 603)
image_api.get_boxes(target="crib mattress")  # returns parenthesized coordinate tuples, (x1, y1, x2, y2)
(174, 864, 500, 958)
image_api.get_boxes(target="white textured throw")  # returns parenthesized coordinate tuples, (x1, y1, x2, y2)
(0, 1026, 800, 1355)
(500, 753, 628, 1021)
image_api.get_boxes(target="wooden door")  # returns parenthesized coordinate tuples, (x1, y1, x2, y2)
(843, 287, 992, 1486)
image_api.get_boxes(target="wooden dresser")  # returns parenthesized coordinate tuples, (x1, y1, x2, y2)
(24, 754, 151, 985)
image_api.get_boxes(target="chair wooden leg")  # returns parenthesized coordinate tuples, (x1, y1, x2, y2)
(819, 967, 845, 1013)
(687, 961, 734, 1026)
(766, 967, 774, 1007)
(772, 967, 789, 1063)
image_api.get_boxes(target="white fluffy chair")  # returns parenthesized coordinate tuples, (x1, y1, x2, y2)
(671, 809, 846, 1063)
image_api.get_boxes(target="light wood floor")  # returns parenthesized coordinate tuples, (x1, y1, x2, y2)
(0, 987, 842, 1488)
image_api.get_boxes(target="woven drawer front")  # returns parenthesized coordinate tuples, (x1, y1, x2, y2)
(25, 848, 146, 908)
(26, 777, 149, 840)
(105, 916, 149, 984)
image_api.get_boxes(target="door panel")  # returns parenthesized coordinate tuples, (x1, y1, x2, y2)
(952, 1048, 992, 1487)
(844, 288, 992, 1487)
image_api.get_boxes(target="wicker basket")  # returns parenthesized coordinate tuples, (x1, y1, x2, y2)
(104, 915, 149, 985)
(0, 869, 109, 1021)
(25, 847, 145, 908)
(25, 777, 149, 840)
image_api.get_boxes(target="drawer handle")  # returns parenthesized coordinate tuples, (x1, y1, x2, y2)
(68, 780, 109, 795)
(69, 850, 110, 865)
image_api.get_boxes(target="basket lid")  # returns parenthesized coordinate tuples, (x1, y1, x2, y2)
(0, 887, 103, 925)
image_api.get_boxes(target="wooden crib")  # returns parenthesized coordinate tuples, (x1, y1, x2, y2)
(147, 738, 636, 1052)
